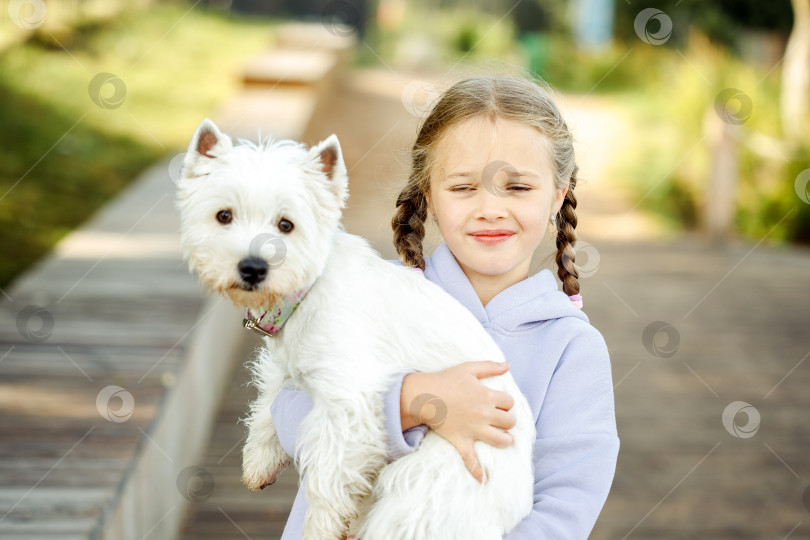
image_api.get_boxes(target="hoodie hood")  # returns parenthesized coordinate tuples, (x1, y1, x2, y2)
(422, 242, 589, 333)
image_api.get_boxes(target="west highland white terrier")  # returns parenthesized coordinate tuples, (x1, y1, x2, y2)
(175, 119, 535, 540)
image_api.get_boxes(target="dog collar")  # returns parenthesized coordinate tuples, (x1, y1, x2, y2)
(242, 280, 317, 337)
(242, 267, 425, 337)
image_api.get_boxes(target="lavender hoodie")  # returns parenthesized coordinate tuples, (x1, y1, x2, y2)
(270, 241, 620, 539)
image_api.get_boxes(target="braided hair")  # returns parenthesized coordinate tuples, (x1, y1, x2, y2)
(391, 178, 429, 271)
(554, 165, 579, 296)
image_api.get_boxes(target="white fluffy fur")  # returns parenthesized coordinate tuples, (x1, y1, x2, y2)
(176, 119, 535, 540)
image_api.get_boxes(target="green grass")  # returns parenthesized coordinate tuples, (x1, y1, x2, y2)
(0, 3, 279, 290)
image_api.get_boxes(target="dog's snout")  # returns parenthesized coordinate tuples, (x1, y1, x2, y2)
(238, 257, 268, 285)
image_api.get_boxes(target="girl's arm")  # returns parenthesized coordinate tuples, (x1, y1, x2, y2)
(271, 361, 515, 464)
(503, 327, 620, 540)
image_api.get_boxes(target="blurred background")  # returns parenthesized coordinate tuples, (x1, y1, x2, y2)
(0, 1, 808, 539)
(0, 0, 808, 287)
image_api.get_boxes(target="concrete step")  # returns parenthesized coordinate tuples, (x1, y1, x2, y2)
(273, 21, 356, 68)
(242, 49, 337, 89)
(213, 87, 318, 142)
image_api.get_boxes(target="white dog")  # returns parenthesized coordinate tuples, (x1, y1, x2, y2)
(176, 119, 535, 540)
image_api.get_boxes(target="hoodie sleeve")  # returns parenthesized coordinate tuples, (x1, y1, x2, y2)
(271, 371, 427, 461)
(504, 325, 620, 540)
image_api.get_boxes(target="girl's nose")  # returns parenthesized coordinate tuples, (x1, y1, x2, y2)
(475, 183, 509, 220)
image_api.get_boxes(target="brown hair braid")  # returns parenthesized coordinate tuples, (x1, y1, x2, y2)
(391, 179, 429, 271)
(555, 166, 579, 296)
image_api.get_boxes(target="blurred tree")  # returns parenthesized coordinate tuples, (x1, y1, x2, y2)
(229, 0, 368, 38)
(511, 0, 551, 76)
(781, 0, 810, 141)
(511, 0, 569, 77)
(512, 0, 553, 33)
(614, 0, 793, 47)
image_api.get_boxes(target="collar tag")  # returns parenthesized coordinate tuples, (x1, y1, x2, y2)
(243, 316, 277, 337)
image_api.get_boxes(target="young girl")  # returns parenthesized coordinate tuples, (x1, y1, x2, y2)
(270, 76, 619, 539)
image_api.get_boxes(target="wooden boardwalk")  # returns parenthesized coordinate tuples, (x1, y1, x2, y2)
(178, 68, 810, 539)
(0, 159, 217, 539)
(582, 236, 810, 540)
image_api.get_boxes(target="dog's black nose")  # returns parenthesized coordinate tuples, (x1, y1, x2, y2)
(238, 257, 268, 285)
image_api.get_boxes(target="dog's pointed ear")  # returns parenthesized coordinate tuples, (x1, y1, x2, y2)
(181, 119, 233, 179)
(309, 134, 348, 206)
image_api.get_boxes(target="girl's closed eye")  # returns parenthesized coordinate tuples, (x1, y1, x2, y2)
(507, 184, 533, 191)
(448, 183, 534, 193)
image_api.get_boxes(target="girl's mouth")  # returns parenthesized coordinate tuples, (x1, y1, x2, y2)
(469, 230, 515, 245)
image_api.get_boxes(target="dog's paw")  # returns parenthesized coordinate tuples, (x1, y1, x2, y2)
(242, 466, 285, 491)
(242, 456, 290, 491)
(241, 443, 291, 491)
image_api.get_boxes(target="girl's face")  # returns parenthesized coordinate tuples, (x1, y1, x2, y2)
(427, 115, 567, 284)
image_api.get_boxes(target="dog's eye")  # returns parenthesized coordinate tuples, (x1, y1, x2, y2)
(216, 210, 233, 224)
(278, 219, 294, 233)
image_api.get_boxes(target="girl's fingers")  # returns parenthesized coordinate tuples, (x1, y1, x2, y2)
(491, 389, 515, 412)
(489, 407, 517, 431)
(480, 426, 514, 448)
(459, 443, 485, 483)
(465, 360, 510, 379)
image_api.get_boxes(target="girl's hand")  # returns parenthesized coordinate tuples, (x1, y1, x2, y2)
(400, 361, 516, 483)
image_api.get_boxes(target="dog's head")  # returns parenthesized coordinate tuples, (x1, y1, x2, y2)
(175, 119, 348, 309)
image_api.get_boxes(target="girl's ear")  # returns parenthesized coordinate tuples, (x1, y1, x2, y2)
(309, 134, 349, 207)
(553, 184, 569, 215)
(182, 119, 233, 179)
